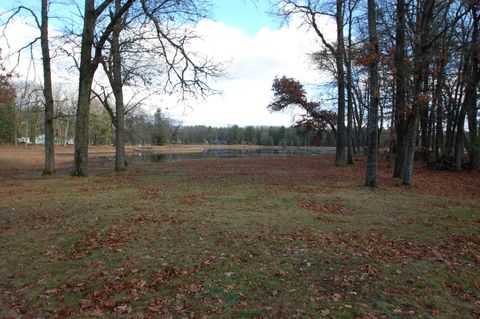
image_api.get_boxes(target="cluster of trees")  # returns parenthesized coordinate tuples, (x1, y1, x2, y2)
(158, 122, 337, 146)
(2, 0, 222, 175)
(0, 81, 341, 148)
(1, 81, 78, 146)
(273, 0, 479, 186)
(0, 49, 16, 143)
(2, 0, 478, 186)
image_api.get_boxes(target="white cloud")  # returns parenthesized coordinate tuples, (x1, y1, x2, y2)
(1, 9, 337, 127)
(161, 16, 336, 127)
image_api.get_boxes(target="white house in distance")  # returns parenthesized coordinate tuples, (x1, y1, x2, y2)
(35, 135, 45, 144)
(17, 137, 30, 144)
(17, 135, 74, 145)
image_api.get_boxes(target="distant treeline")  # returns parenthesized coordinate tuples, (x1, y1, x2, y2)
(126, 109, 337, 146)
(3, 97, 387, 148)
(163, 125, 337, 146)
(2, 97, 340, 147)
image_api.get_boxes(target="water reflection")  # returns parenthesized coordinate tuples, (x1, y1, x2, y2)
(96, 148, 335, 164)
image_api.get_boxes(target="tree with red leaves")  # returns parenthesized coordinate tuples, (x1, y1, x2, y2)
(268, 76, 337, 145)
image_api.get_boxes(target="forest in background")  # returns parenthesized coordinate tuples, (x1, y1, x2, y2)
(0, 87, 342, 148)
(0, 0, 478, 185)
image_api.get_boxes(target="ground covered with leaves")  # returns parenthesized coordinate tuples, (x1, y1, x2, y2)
(0, 155, 479, 318)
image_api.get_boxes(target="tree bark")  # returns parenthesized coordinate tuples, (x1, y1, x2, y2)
(445, 62, 464, 156)
(41, 0, 55, 175)
(393, 0, 407, 178)
(365, 0, 379, 187)
(402, 0, 435, 186)
(72, 0, 97, 176)
(72, 0, 133, 176)
(419, 67, 431, 162)
(346, 0, 355, 164)
(466, 6, 479, 170)
(335, 0, 347, 166)
(433, 43, 447, 160)
(455, 106, 466, 171)
(111, 0, 126, 172)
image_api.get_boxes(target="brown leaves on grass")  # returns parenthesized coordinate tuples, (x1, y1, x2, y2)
(438, 234, 480, 266)
(151, 266, 179, 286)
(179, 192, 209, 204)
(130, 213, 178, 226)
(142, 184, 164, 200)
(343, 233, 439, 261)
(72, 214, 180, 258)
(336, 232, 480, 268)
(73, 181, 120, 194)
(299, 200, 353, 215)
(280, 228, 480, 268)
(70, 266, 151, 317)
(55, 251, 226, 317)
(73, 225, 137, 257)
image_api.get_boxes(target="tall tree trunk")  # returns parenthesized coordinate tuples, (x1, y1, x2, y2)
(346, 56, 353, 164)
(378, 98, 384, 146)
(63, 119, 69, 146)
(353, 92, 364, 152)
(365, 0, 380, 187)
(393, 0, 408, 178)
(402, 0, 434, 186)
(420, 70, 431, 162)
(335, 0, 347, 166)
(71, 0, 132, 176)
(466, 6, 479, 170)
(455, 106, 466, 171)
(72, 0, 97, 176)
(112, 0, 126, 172)
(346, 0, 356, 164)
(41, 0, 55, 175)
(433, 44, 447, 160)
(445, 63, 464, 155)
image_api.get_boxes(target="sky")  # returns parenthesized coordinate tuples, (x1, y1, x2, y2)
(0, 0, 334, 127)
(211, 1, 278, 36)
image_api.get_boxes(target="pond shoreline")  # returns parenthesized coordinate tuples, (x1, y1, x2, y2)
(130, 144, 336, 154)
(94, 147, 337, 164)
(0, 144, 335, 172)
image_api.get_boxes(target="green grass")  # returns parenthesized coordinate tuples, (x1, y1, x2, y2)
(0, 156, 479, 318)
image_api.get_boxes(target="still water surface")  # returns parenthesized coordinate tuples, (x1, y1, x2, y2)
(95, 148, 335, 164)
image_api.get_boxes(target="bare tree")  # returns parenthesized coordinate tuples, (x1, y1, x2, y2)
(71, 0, 134, 176)
(103, 0, 128, 171)
(345, 0, 360, 164)
(365, 0, 380, 187)
(41, 0, 55, 174)
(465, 3, 479, 170)
(2, 1, 56, 173)
(392, 0, 408, 178)
(71, 0, 222, 176)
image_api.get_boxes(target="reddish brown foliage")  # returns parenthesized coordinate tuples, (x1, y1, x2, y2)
(142, 184, 164, 199)
(268, 76, 337, 140)
(299, 200, 353, 215)
(73, 225, 138, 258)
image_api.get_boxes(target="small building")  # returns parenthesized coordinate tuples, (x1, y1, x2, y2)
(35, 135, 45, 145)
(17, 137, 31, 144)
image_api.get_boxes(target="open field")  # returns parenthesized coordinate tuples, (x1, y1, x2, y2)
(0, 148, 479, 318)
(0, 144, 335, 174)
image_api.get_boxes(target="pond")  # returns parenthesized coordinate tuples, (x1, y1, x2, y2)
(94, 148, 335, 164)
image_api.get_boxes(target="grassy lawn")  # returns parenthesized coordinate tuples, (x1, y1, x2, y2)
(0, 154, 479, 318)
